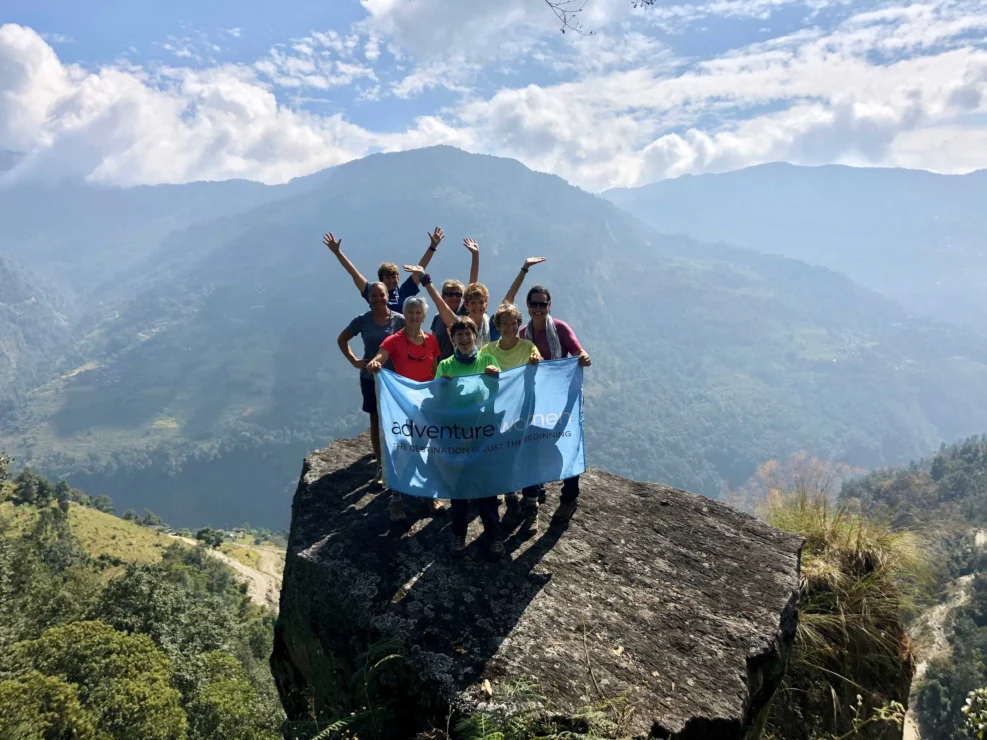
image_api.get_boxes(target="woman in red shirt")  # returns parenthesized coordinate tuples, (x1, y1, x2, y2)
(366, 295, 442, 521)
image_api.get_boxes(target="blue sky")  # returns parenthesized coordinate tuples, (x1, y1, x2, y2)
(2, 0, 986, 190)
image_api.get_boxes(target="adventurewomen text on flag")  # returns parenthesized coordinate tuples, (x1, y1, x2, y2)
(375, 358, 585, 499)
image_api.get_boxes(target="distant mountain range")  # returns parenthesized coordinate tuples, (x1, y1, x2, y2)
(605, 163, 987, 326)
(3, 147, 987, 527)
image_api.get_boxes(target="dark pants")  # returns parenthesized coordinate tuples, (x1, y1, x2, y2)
(451, 497, 502, 541)
(523, 476, 580, 504)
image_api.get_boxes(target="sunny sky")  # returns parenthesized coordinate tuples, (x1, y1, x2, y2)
(2, 0, 986, 191)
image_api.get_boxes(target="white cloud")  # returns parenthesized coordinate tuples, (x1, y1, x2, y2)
(0, 25, 375, 185)
(3, 0, 987, 192)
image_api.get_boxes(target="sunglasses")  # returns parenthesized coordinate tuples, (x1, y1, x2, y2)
(528, 301, 550, 309)
(407, 347, 429, 362)
(442, 291, 463, 298)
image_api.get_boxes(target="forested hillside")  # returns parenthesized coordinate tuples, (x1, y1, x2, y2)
(4, 147, 987, 527)
(0, 257, 71, 411)
(841, 436, 987, 739)
(604, 164, 987, 327)
(0, 456, 283, 739)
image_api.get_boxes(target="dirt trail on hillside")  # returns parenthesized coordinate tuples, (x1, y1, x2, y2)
(903, 540, 981, 740)
(171, 536, 284, 611)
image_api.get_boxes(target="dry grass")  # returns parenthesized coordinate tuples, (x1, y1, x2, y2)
(761, 487, 932, 738)
(219, 542, 261, 570)
(1, 501, 184, 579)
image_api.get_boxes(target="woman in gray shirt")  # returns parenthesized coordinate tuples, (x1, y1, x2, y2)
(337, 282, 405, 487)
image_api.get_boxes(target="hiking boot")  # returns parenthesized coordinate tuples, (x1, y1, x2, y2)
(388, 494, 406, 522)
(422, 498, 445, 516)
(520, 500, 539, 535)
(451, 534, 467, 557)
(502, 492, 521, 523)
(551, 500, 578, 525)
(537, 485, 547, 504)
(489, 539, 505, 560)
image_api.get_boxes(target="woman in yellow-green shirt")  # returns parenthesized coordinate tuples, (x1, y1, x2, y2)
(482, 303, 541, 370)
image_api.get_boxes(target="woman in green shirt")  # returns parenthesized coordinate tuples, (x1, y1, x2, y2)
(433, 316, 505, 559)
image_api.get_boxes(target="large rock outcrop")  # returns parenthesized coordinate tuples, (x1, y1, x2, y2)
(270, 434, 804, 738)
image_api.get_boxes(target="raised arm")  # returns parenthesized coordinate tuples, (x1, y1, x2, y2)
(337, 328, 367, 370)
(404, 265, 457, 328)
(417, 227, 444, 271)
(324, 233, 369, 293)
(464, 238, 480, 284)
(503, 257, 546, 305)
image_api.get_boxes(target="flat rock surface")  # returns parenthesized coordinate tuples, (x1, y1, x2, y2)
(272, 434, 804, 738)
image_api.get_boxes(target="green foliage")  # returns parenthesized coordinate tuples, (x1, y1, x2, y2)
(455, 677, 634, 740)
(964, 687, 987, 739)
(7, 620, 187, 739)
(845, 435, 987, 531)
(916, 577, 987, 739)
(122, 509, 139, 522)
(0, 472, 283, 738)
(761, 489, 927, 739)
(184, 652, 280, 740)
(142, 508, 163, 527)
(0, 670, 100, 740)
(195, 527, 225, 548)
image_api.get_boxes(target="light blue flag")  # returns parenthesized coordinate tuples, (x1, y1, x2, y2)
(376, 358, 585, 499)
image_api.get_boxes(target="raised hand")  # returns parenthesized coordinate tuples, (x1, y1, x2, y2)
(429, 227, 445, 249)
(323, 232, 342, 253)
(523, 257, 546, 269)
(403, 264, 425, 277)
(463, 238, 480, 254)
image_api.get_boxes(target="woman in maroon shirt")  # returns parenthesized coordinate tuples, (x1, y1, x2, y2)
(518, 285, 591, 533)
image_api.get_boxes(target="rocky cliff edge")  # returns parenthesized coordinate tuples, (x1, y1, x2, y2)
(270, 434, 803, 738)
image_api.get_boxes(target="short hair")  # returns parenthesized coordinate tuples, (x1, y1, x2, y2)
(402, 296, 428, 315)
(377, 262, 399, 280)
(464, 282, 489, 304)
(493, 303, 523, 329)
(441, 279, 465, 294)
(450, 316, 478, 339)
(526, 285, 551, 304)
(367, 281, 388, 297)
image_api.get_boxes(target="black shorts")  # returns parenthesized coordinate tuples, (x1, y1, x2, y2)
(360, 376, 377, 415)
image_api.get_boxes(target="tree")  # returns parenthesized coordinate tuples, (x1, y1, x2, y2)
(184, 652, 280, 740)
(142, 509, 163, 527)
(0, 449, 10, 483)
(9, 620, 188, 739)
(195, 527, 225, 549)
(91, 494, 115, 514)
(964, 687, 987, 739)
(0, 670, 99, 740)
(88, 564, 237, 661)
(122, 509, 139, 522)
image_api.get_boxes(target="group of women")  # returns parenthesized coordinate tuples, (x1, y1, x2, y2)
(327, 227, 591, 559)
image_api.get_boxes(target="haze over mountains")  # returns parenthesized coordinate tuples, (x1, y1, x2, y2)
(605, 164, 987, 327)
(3, 146, 987, 527)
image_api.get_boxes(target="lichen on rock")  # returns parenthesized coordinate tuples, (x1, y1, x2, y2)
(270, 433, 803, 738)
